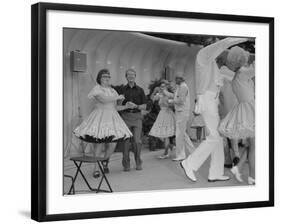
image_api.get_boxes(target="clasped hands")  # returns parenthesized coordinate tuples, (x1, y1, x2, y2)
(116, 95, 138, 109)
(125, 101, 138, 109)
(117, 94, 125, 101)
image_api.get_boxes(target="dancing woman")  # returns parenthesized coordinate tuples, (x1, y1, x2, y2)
(149, 80, 176, 159)
(219, 47, 255, 184)
(74, 69, 132, 175)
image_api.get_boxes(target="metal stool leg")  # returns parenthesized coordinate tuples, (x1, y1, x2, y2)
(64, 175, 75, 194)
(97, 161, 113, 193)
(68, 162, 83, 194)
(70, 160, 113, 193)
(96, 162, 105, 193)
(73, 161, 96, 191)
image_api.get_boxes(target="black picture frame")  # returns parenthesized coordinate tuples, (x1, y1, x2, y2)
(31, 2, 274, 222)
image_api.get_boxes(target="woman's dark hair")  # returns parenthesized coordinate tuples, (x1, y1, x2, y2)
(160, 79, 169, 86)
(160, 79, 174, 93)
(96, 69, 110, 84)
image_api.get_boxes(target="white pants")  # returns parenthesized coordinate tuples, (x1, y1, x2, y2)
(175, 111, 194, 159)
(182, 91, 225, 178)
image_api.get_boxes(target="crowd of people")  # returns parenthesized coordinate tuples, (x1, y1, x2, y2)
(73, 37, 255, 185)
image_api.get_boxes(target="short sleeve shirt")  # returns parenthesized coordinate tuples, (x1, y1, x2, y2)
(119, 83, 147, 112)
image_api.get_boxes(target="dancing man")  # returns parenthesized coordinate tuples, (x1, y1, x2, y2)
(169, 74, 195, 161)
(180, 37, 247, 182)
(118, 69, 147, 171)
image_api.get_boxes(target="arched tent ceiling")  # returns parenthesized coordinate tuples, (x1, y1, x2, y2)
(64, 29, 201, 89)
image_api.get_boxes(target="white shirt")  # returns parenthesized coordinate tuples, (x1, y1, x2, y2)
(194, 37, 248, 114)
(173, 82, 190, 113)
(195, 37, 248, 95)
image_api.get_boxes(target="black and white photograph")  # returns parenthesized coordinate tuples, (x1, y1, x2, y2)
(30, 2, 274, 221)
(1, 0, 279, 223)
(63, 28, 256, 194)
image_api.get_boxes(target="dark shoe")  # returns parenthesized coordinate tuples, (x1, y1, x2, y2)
(232, 157, 240, 166)
(93, 170, 100, 178)
(136, 164, 142, 171)
(123, 167, 130, 172)
(224, 163, 233, 169)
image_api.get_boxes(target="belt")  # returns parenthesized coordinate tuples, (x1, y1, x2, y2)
(124, 109, 141, 113)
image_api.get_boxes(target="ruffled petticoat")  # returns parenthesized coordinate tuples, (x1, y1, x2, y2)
(149, 108, 176, 138)
(74, 107, 132, 143)
(218, 101, 255, 139)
